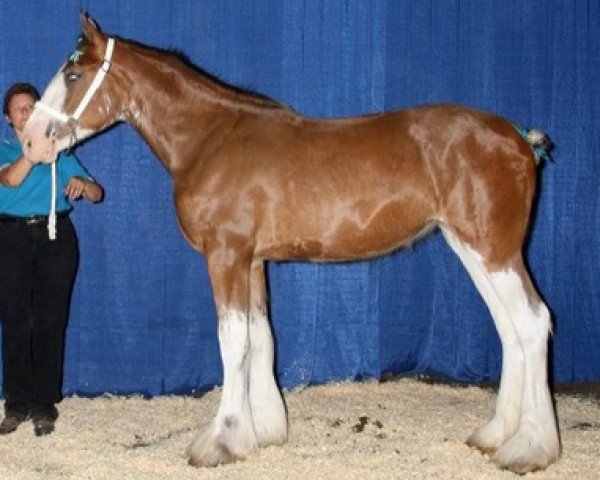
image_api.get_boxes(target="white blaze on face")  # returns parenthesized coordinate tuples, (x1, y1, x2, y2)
(21, 69, 66, 163)
(22, 65, 93, 163)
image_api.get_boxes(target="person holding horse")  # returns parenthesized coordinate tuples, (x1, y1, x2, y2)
(0, 82, 103, 436)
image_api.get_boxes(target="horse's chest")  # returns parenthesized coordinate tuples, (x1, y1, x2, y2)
(174, 190, 247, 251)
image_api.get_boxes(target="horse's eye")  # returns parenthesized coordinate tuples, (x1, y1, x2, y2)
(66, 72, 81, 83)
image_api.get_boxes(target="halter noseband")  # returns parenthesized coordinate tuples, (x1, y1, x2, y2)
(35, 37, 115, 129)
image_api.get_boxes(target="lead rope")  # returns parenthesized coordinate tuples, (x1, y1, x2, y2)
(36, 37, 116, 241)
(48, 161, 57, 240)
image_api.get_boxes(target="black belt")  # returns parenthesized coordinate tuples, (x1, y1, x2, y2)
(0, 211, 70, 225)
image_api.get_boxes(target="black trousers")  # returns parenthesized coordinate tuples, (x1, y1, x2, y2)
(0, 216, 78, 417)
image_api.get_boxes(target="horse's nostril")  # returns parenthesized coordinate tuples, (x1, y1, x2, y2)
(26, 139, 32, 149)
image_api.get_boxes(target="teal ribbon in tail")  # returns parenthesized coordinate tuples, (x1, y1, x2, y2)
(514, 125, 552, 163)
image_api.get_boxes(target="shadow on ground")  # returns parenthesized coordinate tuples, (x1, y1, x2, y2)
(381, 373, 600, 402)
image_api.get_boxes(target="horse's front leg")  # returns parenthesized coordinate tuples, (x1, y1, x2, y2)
(248, 260, 287, 447)
(187, 249, 258, 467)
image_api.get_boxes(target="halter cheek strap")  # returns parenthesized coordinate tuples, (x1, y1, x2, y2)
(72, 37, 115, 121)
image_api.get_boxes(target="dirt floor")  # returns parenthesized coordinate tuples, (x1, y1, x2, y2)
(0, 377, 598, 479)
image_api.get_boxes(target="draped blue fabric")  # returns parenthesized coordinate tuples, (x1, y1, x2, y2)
(0, 1, 598, 396)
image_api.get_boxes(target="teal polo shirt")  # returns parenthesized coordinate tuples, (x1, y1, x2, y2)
(0, 137, 92, 217)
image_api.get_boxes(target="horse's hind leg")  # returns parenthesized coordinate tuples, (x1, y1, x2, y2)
(248, 260, 288, 447)
(487, 259, 560, 473)
(187, 249, 258, 467)
(441, 227, 523, 452)
(441, 227, 559, 473)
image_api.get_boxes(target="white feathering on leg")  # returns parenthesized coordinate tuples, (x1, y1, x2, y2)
(249, 306, 287, 447)
(187, 307, 258, 467)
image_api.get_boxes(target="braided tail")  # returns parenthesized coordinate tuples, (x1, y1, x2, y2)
(515, 125, 553, 165)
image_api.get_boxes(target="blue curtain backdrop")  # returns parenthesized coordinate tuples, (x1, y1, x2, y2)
(0, 1, 598, 396)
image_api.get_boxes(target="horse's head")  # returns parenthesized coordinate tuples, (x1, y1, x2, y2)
(22, 14, 123, 163)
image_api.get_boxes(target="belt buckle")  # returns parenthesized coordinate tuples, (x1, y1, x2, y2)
(26, 216, 43, 225)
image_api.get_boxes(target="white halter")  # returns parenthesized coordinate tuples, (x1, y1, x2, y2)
(34, 37, 115, 240)
(35, 37, 115, 123)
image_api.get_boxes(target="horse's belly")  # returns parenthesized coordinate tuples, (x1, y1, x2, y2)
(257, 197, 436, 261)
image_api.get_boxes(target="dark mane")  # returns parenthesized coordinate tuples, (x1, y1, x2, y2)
(120, 36, 292, 113)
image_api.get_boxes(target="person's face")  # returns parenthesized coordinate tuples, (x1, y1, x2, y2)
(5, 93, 36, 136)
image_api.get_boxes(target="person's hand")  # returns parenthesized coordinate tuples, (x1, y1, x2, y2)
(24, 155, 41, 166)
(65, 176, 87, 200)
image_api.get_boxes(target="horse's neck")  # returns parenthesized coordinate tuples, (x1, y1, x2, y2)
(125, 80, 231, 175)
(120, 52, 238, 175)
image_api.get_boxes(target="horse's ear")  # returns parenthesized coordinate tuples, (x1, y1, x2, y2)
(80, 12, 102, 43)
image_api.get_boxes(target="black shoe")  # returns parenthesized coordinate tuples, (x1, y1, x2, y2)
(32, 415, 55, 436)
(0, 412, 29, 435)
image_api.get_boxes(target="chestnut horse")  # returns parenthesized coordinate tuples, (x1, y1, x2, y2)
(22, 16, 559, 473)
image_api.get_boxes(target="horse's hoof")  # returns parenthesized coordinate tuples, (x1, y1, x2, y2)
(491, 429, 560, 474)
(187, 444, 238, 468)
(466, 437, 497, 458)
(186, 417, 258, 468)
(465, 419, 507, 457)
(187, 438, 242, 468)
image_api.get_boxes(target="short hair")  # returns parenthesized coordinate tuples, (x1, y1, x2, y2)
(3, 82, 40, 116)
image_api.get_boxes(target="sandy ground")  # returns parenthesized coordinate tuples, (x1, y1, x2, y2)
(0, 378, 598, 479)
